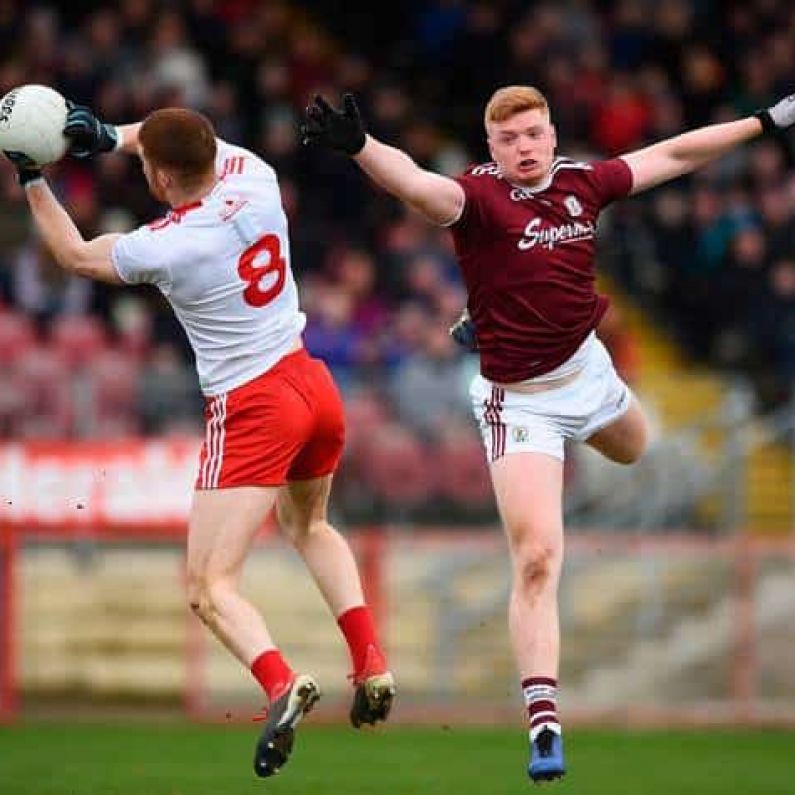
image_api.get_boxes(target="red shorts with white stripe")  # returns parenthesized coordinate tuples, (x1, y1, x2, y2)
(196, 348, 345, 489)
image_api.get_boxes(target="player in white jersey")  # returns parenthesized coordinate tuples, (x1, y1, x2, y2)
(4, 103, 395, 778)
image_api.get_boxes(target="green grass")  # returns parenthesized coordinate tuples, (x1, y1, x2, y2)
(1, 723, 793, 795)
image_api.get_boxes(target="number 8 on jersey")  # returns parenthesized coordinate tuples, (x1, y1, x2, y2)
(238, 234, 286, 308)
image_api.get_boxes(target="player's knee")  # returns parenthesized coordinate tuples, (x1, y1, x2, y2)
(276, 503, 310, 544)
(276, 500, 295, 535)
(623, 413, 651, 463)
(285, 517, 327, 548)
(615, 429, 649, 464)
(187, 584, 210, 622)
(513, 541, 560, 592)
(186, 572, 231, 622)
(610, 446, 642, 465)
(592, 404, 651, 464)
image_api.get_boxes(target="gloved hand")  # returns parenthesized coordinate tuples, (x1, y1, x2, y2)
(449, 308, 478, 351)
(3, 150, 43, 186)
(63, 101, 119, 159)
(755, 94, 795, 133)
(301, 93, 366, 156)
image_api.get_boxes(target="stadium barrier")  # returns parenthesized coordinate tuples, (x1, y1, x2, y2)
(2, 441, 795, 726)
(0, 524, 17, 721)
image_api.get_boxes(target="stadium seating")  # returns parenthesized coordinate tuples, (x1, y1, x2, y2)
(0, 310, 36, 365)
(84, 350, 142, 437)
(51, 314, 107, 369)
(342, 389, 391, 458)
(12, 346, 73, 439)
(358, 423, 434, 506)
(433, 431, 492, 507)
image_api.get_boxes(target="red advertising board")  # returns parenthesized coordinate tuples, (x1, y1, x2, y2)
(0, 439, 201, 535)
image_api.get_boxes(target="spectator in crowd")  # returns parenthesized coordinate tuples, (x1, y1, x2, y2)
(1, 0, 795, 490)
(302, 280, 362, 392)
(137, 341, 203, 435)
(390, 322, 471, 439)
(752, 257, 795, 394)
(5, 237, 92, 323)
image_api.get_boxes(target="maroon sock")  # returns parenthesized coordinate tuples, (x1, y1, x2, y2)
(251, 649, 294, 704)
(337, 605, 387, 680)
(521, 676, 561, 739)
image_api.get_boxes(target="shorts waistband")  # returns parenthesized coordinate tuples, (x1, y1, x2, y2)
(204, 339, 306, 402)
(494, 367, 581, 395)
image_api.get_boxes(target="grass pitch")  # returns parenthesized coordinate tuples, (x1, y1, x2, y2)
(1, 722, 793, 794)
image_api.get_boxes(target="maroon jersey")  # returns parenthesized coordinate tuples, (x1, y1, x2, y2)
(450, 156, 633, 382)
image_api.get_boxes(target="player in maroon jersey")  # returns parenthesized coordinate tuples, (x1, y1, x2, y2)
(301, 86, 795, 782)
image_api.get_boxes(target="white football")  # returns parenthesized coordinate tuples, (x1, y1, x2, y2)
(0, 84, 69, 166)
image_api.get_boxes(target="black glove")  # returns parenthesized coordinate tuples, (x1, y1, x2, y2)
(755, 94, 795, 134)
(63, 101, 119, 159)
(3, 150, 42, 186)
(449, 308, 478, 351)
(301, 93, 366, 156)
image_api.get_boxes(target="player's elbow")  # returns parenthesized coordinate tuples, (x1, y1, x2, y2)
(408, 193, 462, 227)
(71, 247, 116, 283)
(51, 242, 89, 277)
(71, 248, 98, 279)
(72, 262, 95, 280)
(414, 180, 464, 226)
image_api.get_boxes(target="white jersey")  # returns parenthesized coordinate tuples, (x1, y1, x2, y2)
(111, 140, 306, 396)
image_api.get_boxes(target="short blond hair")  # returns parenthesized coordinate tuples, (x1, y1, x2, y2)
(484, 85, 549, 126)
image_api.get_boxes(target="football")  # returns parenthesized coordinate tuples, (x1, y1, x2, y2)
(0, 84, 69, 166)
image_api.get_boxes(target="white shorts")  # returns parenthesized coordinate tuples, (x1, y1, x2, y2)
(470, 337, 632, 462)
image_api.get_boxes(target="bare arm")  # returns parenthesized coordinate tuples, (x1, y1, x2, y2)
(302, 93, 465, 225)
(24, 180, 123, 284)
(354, 135, 465, 225)
(622, 116, 763, 195)
(115, 123, 143, 155)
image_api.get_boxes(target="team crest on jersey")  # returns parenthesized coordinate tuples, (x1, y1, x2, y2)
(470, 162, 501, 177)
(512, 426, 530, 443)
(220, 197, 248, 221)
(564, 195, 583, 217)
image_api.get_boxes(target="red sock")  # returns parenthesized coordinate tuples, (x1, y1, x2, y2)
(251, 649, 294, 704)
(337, 605, 387, 681)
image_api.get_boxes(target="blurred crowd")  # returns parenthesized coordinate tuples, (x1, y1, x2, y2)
(1, 0, 795, 513)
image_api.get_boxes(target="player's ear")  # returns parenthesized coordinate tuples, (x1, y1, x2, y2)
(150, 168, 168, 197)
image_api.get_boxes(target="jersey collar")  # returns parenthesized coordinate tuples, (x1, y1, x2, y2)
(171, 199, 203, 215)
(503, 157, 570, 194)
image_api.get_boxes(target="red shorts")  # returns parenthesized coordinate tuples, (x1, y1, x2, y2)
(196, 349, 345, 489)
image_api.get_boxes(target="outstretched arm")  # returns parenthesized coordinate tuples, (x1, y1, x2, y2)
(622, 117, 761, 194)
(354, 136, 465, 225)
(21, 176, 122, 284)
(623, 94, 795, 194)
(2, 151, 121, 282)
(302, 94, 465, 226)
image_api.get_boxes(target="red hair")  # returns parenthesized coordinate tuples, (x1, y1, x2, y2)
(139, 108, 217, 188)
(484, 86, 549, 126)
